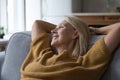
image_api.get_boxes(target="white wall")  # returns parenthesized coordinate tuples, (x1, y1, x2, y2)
(42, 0, 82, 24)
(42, 0, 72, 24)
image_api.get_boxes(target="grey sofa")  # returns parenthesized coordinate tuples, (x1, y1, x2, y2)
(0, 32, 120, 80)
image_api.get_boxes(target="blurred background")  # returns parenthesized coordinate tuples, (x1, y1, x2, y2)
(0, 0, 120, 38)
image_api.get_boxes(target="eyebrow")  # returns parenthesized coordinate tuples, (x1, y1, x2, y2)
(57, 24, 66, 28)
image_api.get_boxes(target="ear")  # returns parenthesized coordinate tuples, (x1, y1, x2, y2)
(72, 30, 79, 39)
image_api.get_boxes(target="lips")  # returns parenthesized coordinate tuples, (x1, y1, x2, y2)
(52, 36, 58, 39)
(52, 33, 58, 37)
(52, 34, 58, 40)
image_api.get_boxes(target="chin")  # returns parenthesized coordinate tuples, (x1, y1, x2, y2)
(51, 41, 58, 47)
(51, 43, 55, 47)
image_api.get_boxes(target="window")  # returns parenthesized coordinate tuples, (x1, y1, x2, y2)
(25, 0, 41, 31)
(7, 0, 25, 33)
(0, 0, 7, 32)
(0, 0, 42, 34)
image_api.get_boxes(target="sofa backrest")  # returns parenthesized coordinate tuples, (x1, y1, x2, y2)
(1, 32, 31, 80)
(101, 46, 120, 80)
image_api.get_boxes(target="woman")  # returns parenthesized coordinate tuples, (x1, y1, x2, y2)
(21, 16, 120, 80)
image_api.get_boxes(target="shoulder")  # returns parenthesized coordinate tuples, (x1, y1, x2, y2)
(88, 37, 110, 56)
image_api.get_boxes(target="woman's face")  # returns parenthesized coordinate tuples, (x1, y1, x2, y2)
(51, 20, 78, 48)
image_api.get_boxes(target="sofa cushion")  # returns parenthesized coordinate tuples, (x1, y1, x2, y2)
(101, 46, 120, 80)
(1, 32, 31, 80)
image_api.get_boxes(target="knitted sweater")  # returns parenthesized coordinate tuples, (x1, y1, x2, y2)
(21, 33, 111, 80)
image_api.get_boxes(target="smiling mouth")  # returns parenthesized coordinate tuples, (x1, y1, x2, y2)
(52, 35, 58, 40)
(52, 36, 57, 39)
(52, 34, 58, 37)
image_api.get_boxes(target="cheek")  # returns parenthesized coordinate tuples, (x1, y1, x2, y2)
(59, 31, 73, 43)
(51, 29, 74, 46)
(59, 30, 70, 36)
(61, 30, 73, 38)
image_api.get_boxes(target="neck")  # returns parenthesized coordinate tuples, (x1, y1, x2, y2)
(56, 41, 75, 55)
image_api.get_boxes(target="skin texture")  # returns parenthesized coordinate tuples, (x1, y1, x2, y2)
(51, 20, 78, 54)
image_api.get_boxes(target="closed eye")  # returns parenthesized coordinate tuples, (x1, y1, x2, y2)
(59, 26, 64, 28)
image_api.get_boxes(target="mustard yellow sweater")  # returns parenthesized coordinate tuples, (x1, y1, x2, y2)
(21, 33, 111, 80)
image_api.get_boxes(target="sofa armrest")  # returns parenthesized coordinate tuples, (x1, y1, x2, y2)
(0, 51, 5, 73)
(0, 32, 31, 80)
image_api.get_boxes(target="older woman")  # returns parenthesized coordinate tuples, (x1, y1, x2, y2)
(21, 16, 120, 80)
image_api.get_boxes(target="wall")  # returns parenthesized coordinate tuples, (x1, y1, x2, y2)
(82, 0, 107, 12)
(42, 0, 82, 24)
(82, 0, 120, 12)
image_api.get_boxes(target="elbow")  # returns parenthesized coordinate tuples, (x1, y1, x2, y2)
(33, 20, 42, 26)
(32, 20, 42, 29)
(114, 23, 120, 29)
(118, 23, 120, 30)
(34, 20, 42, 23)
(114, 23, 120, 32)
(109, 23, 120, 32)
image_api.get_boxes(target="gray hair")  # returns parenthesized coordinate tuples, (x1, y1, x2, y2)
(65, 16, 90, 57)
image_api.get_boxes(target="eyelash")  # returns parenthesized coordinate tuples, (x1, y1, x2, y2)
(59, 26, 64, 28)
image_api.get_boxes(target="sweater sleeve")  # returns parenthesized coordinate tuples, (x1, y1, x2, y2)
(30, 33, 52, 58)
(81, 38, 111, 67)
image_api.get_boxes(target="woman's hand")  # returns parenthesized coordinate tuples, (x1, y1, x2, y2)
(89, 27, 101, 35)
(89, 27, 97, 35)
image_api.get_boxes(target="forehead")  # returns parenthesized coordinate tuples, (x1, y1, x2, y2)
(58, 20, 72, 27)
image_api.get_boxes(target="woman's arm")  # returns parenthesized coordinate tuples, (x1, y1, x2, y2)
(32, 20, 56, 41)
(90, 23, 120, 54)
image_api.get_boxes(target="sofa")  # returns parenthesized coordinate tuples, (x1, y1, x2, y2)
(0, 32, 120, 80)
